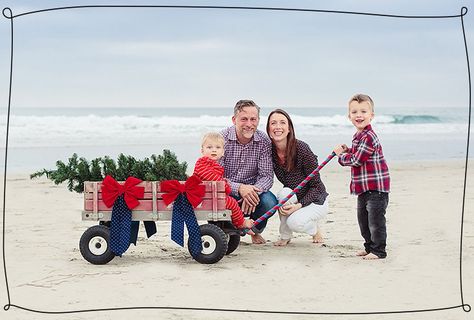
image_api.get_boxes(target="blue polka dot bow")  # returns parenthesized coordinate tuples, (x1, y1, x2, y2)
(101, 175, 144, 256)
(161, 175, 205, 256)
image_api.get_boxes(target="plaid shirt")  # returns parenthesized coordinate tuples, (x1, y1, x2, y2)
(338, 124, 390, 195)
(220, 126, 274, 196)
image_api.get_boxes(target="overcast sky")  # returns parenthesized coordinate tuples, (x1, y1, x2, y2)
(0, 0, 472, 109)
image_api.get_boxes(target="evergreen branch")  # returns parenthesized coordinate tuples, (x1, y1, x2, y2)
(29, 150, 188, 193)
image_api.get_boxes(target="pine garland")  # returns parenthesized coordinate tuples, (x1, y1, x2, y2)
(30, 149, 188, 193)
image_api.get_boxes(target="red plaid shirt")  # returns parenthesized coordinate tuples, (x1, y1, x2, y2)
(338, 125, 390, 195)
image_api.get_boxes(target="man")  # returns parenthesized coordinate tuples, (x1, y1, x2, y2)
(221, 100, 277, 244)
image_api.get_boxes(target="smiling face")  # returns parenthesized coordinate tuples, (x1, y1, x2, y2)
(348, 100, 374, 131)
(201, 138, 225, 161)
(267, 112, 290, 143)
(232, 106, 259, 144)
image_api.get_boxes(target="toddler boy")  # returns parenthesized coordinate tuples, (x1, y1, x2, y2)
(194, 132, 255, 233)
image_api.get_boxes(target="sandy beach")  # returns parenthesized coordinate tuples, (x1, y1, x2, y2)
(0, 159, 473, 320)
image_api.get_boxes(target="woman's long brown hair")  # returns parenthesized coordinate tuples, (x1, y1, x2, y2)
(266, 109, 297, 172)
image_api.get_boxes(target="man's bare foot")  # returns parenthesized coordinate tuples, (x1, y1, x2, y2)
(273, 239, 291, 246)
(356, 250, 369, 256)
(362, 253, 380, 260)
(251, 234, 266, 244)
(312, 231, 324, 243)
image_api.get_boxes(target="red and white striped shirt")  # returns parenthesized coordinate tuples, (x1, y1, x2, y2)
(193, 156, 244, 227)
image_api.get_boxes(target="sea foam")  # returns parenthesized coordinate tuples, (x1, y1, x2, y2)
(0, 112, 468, 148)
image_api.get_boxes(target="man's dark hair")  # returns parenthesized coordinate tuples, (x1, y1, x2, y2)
(234, 99, 260, 116)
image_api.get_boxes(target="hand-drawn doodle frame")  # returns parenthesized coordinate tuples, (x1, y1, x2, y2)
(1, 4, 472, 317)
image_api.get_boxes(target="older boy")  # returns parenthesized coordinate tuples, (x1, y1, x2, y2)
(334, 94, 390, 259)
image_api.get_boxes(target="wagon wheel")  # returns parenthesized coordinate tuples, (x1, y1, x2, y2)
(226, 234, 241, 255)
(188, 224, 228, 264)
(207, 221, 240, 255)
(79, 225, 115, 265)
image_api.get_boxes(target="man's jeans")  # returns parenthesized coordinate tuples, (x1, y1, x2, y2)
(357, 191, 389, 258)
(233, 191, 278, 233)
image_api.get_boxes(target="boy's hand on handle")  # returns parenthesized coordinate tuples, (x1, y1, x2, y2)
(241, 219, 255, 235)
(239, 219, 256, 236)
(334, 144, 349, 155)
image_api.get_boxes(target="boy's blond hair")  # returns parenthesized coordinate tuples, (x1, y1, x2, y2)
(348, 94, 375, 113)
(201, 132, 225, 147)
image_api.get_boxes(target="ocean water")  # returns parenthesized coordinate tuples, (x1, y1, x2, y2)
(0, 106, 472, 173)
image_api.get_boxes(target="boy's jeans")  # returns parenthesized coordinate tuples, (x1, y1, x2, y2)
(357, 191, 389, 258)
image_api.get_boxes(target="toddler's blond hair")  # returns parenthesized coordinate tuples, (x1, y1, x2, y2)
(201, 132, 225, 147)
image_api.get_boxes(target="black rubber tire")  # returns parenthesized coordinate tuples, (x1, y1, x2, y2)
(226, 234, 241, 255)
(188, 224, 228, 264)
(79, 225, 115, 265)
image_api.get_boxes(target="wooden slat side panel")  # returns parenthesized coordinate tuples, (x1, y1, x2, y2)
(84, 199, 227, 212)
(84, 181, 155, 193)
(84, 200, 154, 212)
(84, 180, 227, 193)
(82, 210, 232, 221)
(84, 191, 227, 200)
(93, 182, 98, 214)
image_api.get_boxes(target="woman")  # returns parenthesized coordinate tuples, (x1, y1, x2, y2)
(266, 109, 329, 246)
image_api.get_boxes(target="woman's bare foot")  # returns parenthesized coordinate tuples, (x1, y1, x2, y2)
(362, 253, 380, 260)
(356, 250, 369, 257)
(273, 239, 291, 246)
(251, 234, 266, 244)
(312, 231, 324, 243)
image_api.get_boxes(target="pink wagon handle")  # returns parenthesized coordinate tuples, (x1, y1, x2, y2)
(243, 151, 336, 235)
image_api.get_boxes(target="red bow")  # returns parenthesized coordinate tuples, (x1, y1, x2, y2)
(101, 175, 144, 210)
(161, 175, 205, 208)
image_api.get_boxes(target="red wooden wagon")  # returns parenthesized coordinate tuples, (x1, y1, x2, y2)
(80, 180, 240, 264)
